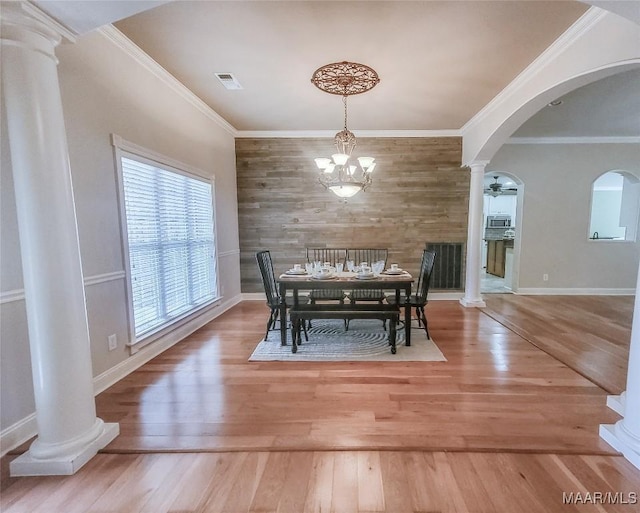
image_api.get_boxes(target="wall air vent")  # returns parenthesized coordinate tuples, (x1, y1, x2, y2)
(214, 72, 243, 90)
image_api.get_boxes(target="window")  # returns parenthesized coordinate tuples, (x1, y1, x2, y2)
(120, 155, 218, 340)
(589, 171, 639, 242)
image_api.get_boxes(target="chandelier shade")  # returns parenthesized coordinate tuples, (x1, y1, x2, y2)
(310, 61, 380, 200)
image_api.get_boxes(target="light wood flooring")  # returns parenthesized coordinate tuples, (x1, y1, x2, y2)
(2, 296, 638, 512)
(482, 295, 633, 395)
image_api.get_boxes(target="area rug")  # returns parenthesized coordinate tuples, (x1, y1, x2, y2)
(249, 319, 447, 362)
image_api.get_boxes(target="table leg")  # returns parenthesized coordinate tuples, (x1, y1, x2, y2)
(279, 283, 287, 346)
(404, 285, 411, 346)
(390, 316, 397, 354)
(291, 317, 299, 353)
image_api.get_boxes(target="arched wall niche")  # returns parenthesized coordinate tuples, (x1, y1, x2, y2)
(589, 169, 640, 242)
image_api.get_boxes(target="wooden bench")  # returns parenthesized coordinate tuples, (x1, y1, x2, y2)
(288, 303, 401, 354)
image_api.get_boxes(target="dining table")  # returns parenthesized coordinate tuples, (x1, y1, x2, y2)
(277, 270, 414, 348)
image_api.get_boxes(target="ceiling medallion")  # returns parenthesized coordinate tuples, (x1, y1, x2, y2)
(311, 61, 380, 200)
(311, 61, 380, 96)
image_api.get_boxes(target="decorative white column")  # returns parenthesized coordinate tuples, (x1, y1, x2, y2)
(460, 161, 488, 308)
(1, 3, 118, 476)
(600, 260, 640, 470)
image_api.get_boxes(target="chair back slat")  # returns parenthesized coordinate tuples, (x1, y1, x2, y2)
(306, 248, 347, 266)
(346, 248, 388, 266)
(256, 250, 279, 306)
(415, 249, 436, 302)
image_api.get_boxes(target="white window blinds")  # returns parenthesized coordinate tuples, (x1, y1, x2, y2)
(121, 156, 217, 338)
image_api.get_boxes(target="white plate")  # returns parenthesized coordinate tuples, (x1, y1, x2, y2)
(384, 269, 404, 275)
(286, 269, 308, 275)
(312, 274, 337, 280)
(355, 274, 378, 280)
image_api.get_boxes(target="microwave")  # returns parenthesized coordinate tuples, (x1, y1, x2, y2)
(487, 215, 511, 228)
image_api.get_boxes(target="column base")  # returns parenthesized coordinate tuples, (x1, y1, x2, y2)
(459, 297, 486, 308)
(10, 422, 119, 476)
(600, 422, 640, 471)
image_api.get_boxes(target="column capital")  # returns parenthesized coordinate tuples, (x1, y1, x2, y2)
(1, 2, 75, 61)
(466, 160, 490, 172)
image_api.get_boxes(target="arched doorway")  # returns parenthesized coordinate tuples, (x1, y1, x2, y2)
(460, 9, 639, 307)
(481, 172, 524, 293)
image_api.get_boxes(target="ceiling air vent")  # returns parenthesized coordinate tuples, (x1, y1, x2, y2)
(214, 72, 243, 90)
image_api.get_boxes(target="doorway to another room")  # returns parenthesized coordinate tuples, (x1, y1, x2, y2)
(482, 173, 520, 294)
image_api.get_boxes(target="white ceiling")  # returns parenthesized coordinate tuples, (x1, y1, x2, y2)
(112, 1, 589, 132)
(29, 0, 640, 138)
(31, 0, 170, 35)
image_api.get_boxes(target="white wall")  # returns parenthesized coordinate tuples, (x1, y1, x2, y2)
(0, 29, 240, 433)
(489, 143, 640, 291)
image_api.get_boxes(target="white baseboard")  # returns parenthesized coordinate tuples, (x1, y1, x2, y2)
(243, 293, 267, 301)
(93, 293, 242, 394)
(0, 413, 37, 457)
(515, 288, 635, 296)
(1, 293, 243, 457)
(600, 423, 640, 471)
(607, 393, 625, 416)
(430, 292, 464, 301)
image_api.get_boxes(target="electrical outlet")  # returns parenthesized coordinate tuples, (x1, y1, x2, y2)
(108, 334, 117, 351)
(543, 273, 549, 282)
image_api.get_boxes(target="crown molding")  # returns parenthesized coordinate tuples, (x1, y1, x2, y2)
(507, 136, 640, 145)
(98, 25, 237, 137)
(236, 129, 461, 139)
(461, 7, 607, 136)
(22, 1, 78, 43)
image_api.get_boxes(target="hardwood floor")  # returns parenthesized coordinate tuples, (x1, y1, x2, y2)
(2, 451, 639, 513)
(1, 296, 638, 512)
(483, 295, 633, 394)
(93, 301, 622, 455)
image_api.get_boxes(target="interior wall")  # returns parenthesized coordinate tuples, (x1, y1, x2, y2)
(236, 137, 467, 292)
(488, 143, 640, 291)
(0, 29, 240, 432)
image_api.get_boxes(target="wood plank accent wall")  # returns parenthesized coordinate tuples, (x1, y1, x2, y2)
(236, 137, 468, 292)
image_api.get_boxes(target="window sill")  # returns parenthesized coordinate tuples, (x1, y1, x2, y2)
(588, 238, 634, 243)
(127, 297, 222, 354)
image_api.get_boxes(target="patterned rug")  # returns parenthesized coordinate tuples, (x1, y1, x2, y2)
(249, 319, 447, 362)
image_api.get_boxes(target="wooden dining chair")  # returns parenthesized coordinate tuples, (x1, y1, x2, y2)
(386, 248, 436, 339)
(256, 250, 307, 341)
(346, 248, 389, 304)
(305, 248, 347, 304)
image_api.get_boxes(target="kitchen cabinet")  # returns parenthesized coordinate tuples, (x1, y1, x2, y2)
(486, 239, 513, 277)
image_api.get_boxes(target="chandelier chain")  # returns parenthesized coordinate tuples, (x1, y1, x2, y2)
(343, 95, 348, 131)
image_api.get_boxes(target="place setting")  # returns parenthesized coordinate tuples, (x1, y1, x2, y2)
(308, 260, 344, 280)
(284, 263, 308, 275)
(382, 263, 407, 275)
(346, 260, 386, 280)
(283, 261, 348, 280)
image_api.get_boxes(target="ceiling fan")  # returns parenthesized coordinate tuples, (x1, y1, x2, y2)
(484, 176, 517, 197)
